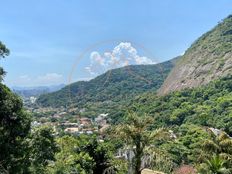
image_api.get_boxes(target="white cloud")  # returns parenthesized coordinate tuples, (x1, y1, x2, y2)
(19, 75, 31, 81)
(37, 73, 63, 85)
(14, 73, 64, 87)
(86, 42, 156, 75)
(90, 51, 105, 66)
(180, 51, 185, 56)
(135, 56, 155, 64)
(85, 66, 95, 75)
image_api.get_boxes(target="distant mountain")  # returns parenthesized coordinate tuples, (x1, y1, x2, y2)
(13, 84, 65, 98)
(37, 58, 178, 108)
(159, 15, 232, 95)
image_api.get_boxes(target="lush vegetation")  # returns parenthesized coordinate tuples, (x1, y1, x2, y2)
(187, 15, 232, 58)
(131, 75, 232, 136)
(37, 58, 176, 108)
(111, 112, 169, 174)
(0, 41, 9, 81)
(49, 135, 118, 174)
(1, 14, 232, 174)
(0, 82, 31, 173)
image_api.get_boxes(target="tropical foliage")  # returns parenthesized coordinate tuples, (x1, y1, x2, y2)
(131, 75, 232, 136)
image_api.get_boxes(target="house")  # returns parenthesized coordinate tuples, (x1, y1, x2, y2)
(59, 112, 67, 116)
(95, 113, 108, 126)
(52, 114, 61, 119)
(208, 127, 232, 138)
(64, 127, 79, 134)
(79, 108, 86, 113)
(99, 124, 110, 133)
(60, 122, 79, 127)
(31, 121, 41, 127)
(79, 117, 92, 126)
(95, 113, 108, 121)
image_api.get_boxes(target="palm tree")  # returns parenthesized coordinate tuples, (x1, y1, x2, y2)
(199, 130, 232, 174)
(206, 155, 230, 174)
(112, 111, 169, 174)
(202, 130, 232, 167)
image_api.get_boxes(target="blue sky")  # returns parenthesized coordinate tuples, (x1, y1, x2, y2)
(0, 0, 232, 87)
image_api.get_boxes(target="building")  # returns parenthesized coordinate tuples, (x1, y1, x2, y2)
(95, 113, 108, 126)
(64, 127, 79, 134)
(79, 117, 92, 126)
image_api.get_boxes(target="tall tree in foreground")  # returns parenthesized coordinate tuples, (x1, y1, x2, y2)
(29, 126, 59, 173)
(0, 41, 31, 173)
(51, 135, 115, 174)
(112, 111, 169, 174)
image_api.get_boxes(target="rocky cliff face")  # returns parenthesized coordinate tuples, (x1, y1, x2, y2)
(159, 15, 232, 95)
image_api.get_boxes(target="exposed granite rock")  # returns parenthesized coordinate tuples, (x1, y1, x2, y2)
(159, 15, 232, 95)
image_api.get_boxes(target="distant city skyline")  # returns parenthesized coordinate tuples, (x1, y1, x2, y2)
(0, 0, 232, 87)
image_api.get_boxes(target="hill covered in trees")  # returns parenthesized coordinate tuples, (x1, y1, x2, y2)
(37, 58, 177, 108)
(130, 75, 232, 136)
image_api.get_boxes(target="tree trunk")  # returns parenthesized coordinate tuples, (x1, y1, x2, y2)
(134, 138, 143, 174)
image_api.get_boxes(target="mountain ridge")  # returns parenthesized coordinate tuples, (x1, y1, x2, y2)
(159, 15, 232, 95)
(13, 84, 65, 98)
(37, 58, 177, 108)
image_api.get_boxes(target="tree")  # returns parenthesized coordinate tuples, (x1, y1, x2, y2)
(0, 41, 10, 81)
(112, 111, 169, 174)
(0, 41, 31, 173)
(29, 126, 59, 173)
(0, 41, 9, 58)
(206, 155, 230, 174)
(50, 136, 94, 174)
(198, 155, 230, 174)
(51, 135, 114, 174)
(202, 131, 232, 166)
(0, 41, 62, 173)
(198, 130, 232, 173)
(76, 135, 114, 174)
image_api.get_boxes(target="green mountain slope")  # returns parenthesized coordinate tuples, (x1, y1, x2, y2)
(37, 58, 177, 108)
(131, 75, 232, 136)
(159, 15, 232, 95)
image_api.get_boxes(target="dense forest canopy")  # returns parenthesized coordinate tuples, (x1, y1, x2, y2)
(131, 75, 232, 135)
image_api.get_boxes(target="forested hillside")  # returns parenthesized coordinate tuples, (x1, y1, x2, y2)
(130, 75, 232, 135)
(37, 58, 177, 108)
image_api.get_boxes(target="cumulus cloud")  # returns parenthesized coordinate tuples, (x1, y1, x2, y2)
(85, 42, 156, 75)
(90, 51, 105, 66)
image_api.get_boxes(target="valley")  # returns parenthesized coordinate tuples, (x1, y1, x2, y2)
(1, 4, 232, 174)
